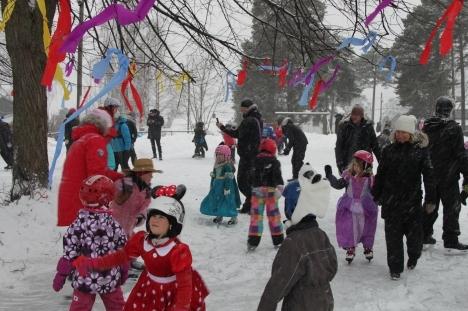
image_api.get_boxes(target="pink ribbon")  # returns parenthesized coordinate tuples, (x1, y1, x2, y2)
(60, 0, 157, 53)
(365, 0, 394, 27)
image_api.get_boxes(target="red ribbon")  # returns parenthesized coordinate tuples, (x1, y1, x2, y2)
(420, 0, 464, 65)
(309, 79, 324, 110)
(120, 62, 143, 118)
(41, 0, 72, 87)
(236, 59, 248, 86)
(278, 61, 289, 88)
(155, 185, 177, 197)
(78, 86, 92, 108)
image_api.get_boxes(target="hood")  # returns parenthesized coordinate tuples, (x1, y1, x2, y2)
(243, 106, 262, 121)
(291, 163, 330, 224)
(423, 116, 456, 133)
(71, 124, 101, 141)
(389, 130, 429, 148)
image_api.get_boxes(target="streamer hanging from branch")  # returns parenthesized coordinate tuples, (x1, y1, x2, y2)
(48, 48, 129, 188)
(59, 0, 157, 53)
(0, 0, 15, 32)
(378, 56, 397, 81)
(419, 0, 464, 65)
(365, 0, 394, 27)
(237, 59, 248, 86)
(337, 31, 378, 53)
(121, 61, 143, 117)
(298, 75, 315, 106)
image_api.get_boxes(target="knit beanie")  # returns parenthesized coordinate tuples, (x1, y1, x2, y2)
(240, 99, 254, 108)
(394, 115, 417, 135)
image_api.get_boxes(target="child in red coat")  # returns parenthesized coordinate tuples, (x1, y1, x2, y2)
(74, 184, 209, 311)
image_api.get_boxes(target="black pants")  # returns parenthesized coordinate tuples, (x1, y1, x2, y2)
(0, 147, 13, 166)
(384, 211, 423, 274)
(291, 147, 306, 179)
(422, 182, 461, 245)
(238, 157, 255, 210)
(129, 146, 137, 165)
(114, 151, 130, 171)
(150, 133, 162, 158)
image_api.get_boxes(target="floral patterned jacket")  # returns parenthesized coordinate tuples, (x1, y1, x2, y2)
(63, 208, 127, 294)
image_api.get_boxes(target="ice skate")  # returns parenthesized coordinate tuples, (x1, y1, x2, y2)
(345, 247, 355, 264)
(227, 217, 237, 226)
(364, 248, 373, 262)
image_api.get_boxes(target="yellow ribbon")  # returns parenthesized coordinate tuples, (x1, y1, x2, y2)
(37, 0, 70, 100)
(0, 0, 15, 32)
(174, 72, 189, 92)
(156, 70, 164, 93)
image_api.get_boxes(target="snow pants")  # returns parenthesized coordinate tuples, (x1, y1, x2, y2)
(69, 288, 125, 311)
(384, 210, 423, 274)
(114, 151, 130, 171)
(291, 147, 306, 179)
(422, 181, 461, 245)
(248, 187, 284, 246)
(150, 132, 162, 158)
(237, 157, 255, 211)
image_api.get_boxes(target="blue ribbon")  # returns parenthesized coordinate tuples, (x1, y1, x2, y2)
(48, 48, 129, 188)
(378, 55, 397, 81)
(224, 71, 236, 102)
(337, 31, 378, 53)
(298, 74, 315, 106)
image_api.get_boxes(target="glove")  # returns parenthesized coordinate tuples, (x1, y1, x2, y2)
(283, 148, 290, 155)
(324, 165, 332, 177)
(224, 189, 230, 196)
(52, 272, 67, 292)
(425, 203, 436, 214)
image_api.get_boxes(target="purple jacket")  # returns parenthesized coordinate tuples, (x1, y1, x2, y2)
(63, 208, 127, 294)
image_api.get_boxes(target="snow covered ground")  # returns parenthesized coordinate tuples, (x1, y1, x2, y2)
(1, 130, 468, 310)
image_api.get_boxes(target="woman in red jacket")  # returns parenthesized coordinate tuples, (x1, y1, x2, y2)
(57, 109, 123, 226)
(74, 185, 209, 311)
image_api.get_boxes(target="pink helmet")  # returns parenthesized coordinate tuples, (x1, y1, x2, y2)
(353, 150, 373, 164)
(215, 144, 231, 157)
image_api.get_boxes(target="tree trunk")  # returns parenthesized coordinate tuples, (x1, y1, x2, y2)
(2, 0, 57, 200)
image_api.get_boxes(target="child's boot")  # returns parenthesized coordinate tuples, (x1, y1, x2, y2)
(346, 247, 355, 264)
(364, 248, 374, 262)
(227, 217, 237, 226)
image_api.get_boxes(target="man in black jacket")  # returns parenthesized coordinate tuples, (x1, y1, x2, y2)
(335, 105, 380, 173)
(64, 108, 80, 152)
(127, 112, 138, 165)
(422, 96, 468, 251)
(147, 109, 164, 160)
(217, 99, 263, 213)
(281, 118, 308, 180)
(0, 117, 13, 169)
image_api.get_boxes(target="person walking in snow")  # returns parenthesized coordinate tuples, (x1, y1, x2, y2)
(126, 112, 138, 165)
(281, 117, 308, 180)
(372, 115, 436, 280)
(217, 99, 263, 214)
(57, 109, 123, 227)
(111, 114, 132, 171)
(64, 108, 80, 152)
(325, 150, 378, 263)
(73, 185, 209, 311)
(421, 96, 468, 251)
(335, 104, 380, 174)
(192, 121, 208, 158)
(377, 123, 392, 151)
(200, 144, 241, 225)
(248, 138, 284, 250)
(0, 116, 13, 169)
(257, 167, 337, 311)
(147, 108, 164, 160)
(53, 175, 128, 311)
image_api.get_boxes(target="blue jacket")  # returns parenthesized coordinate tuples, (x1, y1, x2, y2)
(283, 179, 301, 219)
(111, 116, 132, 152)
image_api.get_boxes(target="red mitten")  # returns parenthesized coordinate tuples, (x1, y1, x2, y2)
(72, 255, 92, 277)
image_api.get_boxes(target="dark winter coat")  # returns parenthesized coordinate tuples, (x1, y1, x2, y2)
(282, 123, 308, 152)
(193, 126, 208, 150)
(147, 112, 164, 139)
(423, 117, 468, 185)
(222, 108, 263, 159)
(0, 119, 12, 152)
(257, 216, 337, 311)
(252, 153, 284, 188)
(372, 132, 436, 219)
(377, 129, 391, 151)
(57, 124, 123, 226)
(335, 118, 380, 172)
(126, 118, 138, 144)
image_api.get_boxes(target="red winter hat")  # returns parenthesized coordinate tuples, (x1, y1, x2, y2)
(260, 138, 277, 155)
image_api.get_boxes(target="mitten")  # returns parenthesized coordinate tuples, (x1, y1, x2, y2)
(224, 189, 230, 196)
(52, 257, 73, 292)
(324, 165, 332, 177)
(425, 203, 436, 214)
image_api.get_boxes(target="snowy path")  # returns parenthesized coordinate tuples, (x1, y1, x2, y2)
(1, 132, 468, 310)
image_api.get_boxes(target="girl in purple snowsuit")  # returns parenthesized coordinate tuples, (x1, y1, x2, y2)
(325, 150, 378, 263)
